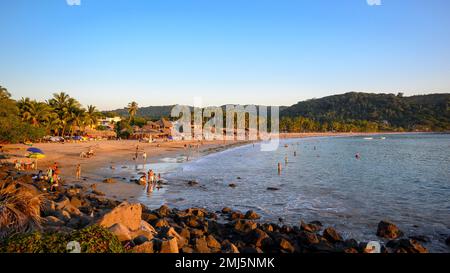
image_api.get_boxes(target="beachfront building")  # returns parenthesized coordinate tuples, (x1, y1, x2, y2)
(98, 116, 122, 129)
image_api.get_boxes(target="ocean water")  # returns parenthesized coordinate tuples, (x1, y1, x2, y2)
(135, 133, 450, 252)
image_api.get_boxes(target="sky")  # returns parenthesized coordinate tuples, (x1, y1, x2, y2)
(0, 0, 449, 110)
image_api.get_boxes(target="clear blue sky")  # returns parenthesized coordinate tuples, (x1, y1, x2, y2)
(1, 0, 449, 110)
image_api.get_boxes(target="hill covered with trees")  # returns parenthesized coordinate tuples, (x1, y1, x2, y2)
(280, 92, 450, 132)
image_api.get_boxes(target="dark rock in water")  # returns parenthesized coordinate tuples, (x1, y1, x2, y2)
(267, 187, 280, 191)
(92, 190, 105, 196)
(221, 207, 232, 214)
(228, 183, 237, 188)
(229, 211, 245, 220)
(386, 239, 428, 253)
(157, 205, 172, 218)
(233, 220, 257, 234)
(187, 180, 199, 186)
(446, 236, 450, 246)
(237, 177, 242, 180)
(300, 220, 321, 233)
(297, 231, 320, 245)
(323, 227, 343, 243)
(245, 210, 261, 220)
(376, 221, 404, 240)
(103, 178, 116, 184)
(409, 235, 430, 243)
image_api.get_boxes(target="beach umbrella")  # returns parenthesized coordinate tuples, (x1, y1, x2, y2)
(28, 153, 46, 170)
(28, 153, 46, 159)
(27, 147, 44, 154)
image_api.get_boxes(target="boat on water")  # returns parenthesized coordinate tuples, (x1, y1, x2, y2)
(364, 137, 374, 140)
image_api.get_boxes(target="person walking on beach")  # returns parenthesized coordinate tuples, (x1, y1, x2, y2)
(76, 164, 81, 180)
(135, 145, 139, 160)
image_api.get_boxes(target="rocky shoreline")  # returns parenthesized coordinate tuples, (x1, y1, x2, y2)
(0, 165, 446, 253)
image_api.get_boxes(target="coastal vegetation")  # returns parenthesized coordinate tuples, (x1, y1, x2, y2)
(1, 85, 449, 143)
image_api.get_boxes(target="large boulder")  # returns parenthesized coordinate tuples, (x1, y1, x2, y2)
(247, 228, 270, 248)
(245, 210, 261, 220)
(132, 241, 154, 253)
(300, 221, 322, 233)
(279, 238, 295, 253)
(159, 227, 186, 249)
(233, 220, 257, 233)
(386, 239, 428, 253)
(298, 231, 320, 245)
(98, 202, 142, 231)
(206, 234, 221, 249)
(376, 221, 404, 240)
(160, 237, 179, 253)
(130, 220, 157, 241)
(323, 227, 343, 243)
(194, 236, 211, 253)
(108, 223, 132, 242)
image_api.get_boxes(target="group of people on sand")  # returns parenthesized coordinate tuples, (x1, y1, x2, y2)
(32, 162, 61, 192)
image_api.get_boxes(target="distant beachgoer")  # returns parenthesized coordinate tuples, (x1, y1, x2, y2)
(76, 164, 81, 180)
(294, 151, 297, 157)
(142, 152, 147, 161)
(285, 156, 288, 164)
(135, 145, 139, 160)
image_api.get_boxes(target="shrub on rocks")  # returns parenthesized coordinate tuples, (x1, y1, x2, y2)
(0, 225, 124, 253)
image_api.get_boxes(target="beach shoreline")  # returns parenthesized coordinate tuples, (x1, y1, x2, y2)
(1, 131, 426, 202)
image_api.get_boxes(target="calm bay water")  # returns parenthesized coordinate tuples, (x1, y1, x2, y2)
(135, 133, 450, 252)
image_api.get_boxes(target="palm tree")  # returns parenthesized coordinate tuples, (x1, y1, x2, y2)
(127, 101, 139, 122)
(84, 105, 100, 129)
(21, 101, 51, 127)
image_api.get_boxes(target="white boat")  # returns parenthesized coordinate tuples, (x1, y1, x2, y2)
(364, 137, 374, 140)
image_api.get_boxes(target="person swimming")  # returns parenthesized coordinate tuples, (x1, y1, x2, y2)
(355, 153, 361, 159)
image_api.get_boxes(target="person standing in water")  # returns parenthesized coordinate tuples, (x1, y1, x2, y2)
(76, 164, 81, 180)
(147, 169, 155, 192)
(355, 153, 361, 160)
